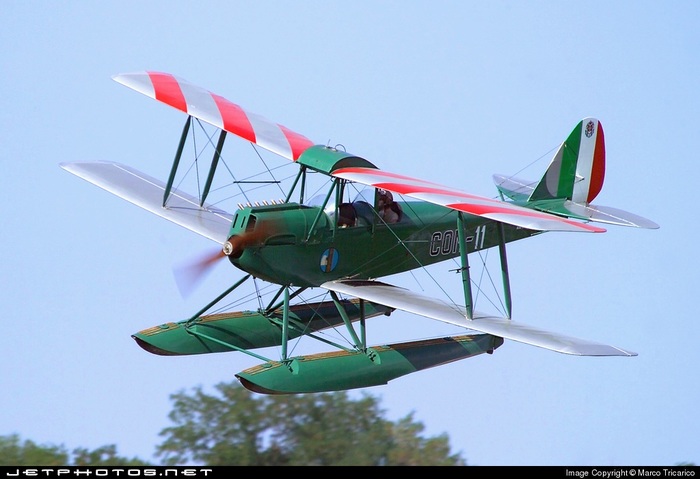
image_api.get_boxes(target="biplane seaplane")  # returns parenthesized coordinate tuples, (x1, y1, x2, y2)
(61, 72, 658, 394)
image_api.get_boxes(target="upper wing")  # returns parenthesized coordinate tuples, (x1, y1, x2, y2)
(323, 279, 636, 356)
(113, 71, 315, 161)
(112, 71, 604, 234)
(60, 161, 232, 244)
(333, 167, 606, 233)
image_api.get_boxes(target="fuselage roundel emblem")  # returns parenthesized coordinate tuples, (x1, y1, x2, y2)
(320, 248, 339, 273)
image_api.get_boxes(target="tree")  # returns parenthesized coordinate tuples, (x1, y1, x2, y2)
(0, 434, 149, 466)
(156, 381, 466, 466)
(0, 434, 68, 466)
(71, 445, 149, 466)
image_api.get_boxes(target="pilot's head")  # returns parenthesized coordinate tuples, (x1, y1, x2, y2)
(377, 189, 393, 208)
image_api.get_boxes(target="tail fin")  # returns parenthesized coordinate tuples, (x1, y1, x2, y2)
(529, 118, 605, 204)
(494, 118, 659, 229)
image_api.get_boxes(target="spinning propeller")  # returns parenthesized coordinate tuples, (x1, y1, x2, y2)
(173, 224, 274, 297)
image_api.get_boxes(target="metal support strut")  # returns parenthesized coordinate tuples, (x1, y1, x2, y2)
(457, 213, 474, 319)
(497, 223, 513, 319)
(330, 291, 366, 352)
(306, 179, 338, 242)
(281, 286, 290, 361)
(163, 116, 192, 206)
(184, 274, 251, 326)
(200, 129, 227, 206)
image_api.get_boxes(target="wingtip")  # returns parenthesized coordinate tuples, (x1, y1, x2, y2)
(59, 161, 80, 173)
(111, 72, 133, 83)
(620, 347, 638, 357)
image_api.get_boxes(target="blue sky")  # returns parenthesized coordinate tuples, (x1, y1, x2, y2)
(1, 1, 697, 466)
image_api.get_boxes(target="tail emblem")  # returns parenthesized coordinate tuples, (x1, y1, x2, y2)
(585, 120, 595, 138)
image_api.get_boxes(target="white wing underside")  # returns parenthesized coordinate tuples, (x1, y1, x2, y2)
(322, 279, 636, 357)
(60, 161, 232, 244)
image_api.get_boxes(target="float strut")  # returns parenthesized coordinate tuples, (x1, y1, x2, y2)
(330, 291, 365, 351)
(281, 286, 290, 361)
(185, 274, 251, 325)
(359, 299, 367, 348)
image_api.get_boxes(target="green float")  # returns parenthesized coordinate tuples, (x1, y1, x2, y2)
(132, 298, 392, 356)
(236, 334, 503, 394)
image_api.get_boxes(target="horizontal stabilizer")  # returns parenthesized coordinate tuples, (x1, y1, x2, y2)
(559, 201, 659, 229)
(60, 161, 232, 243)
(322, 279, 637, 357)
(493, 174, 537, 202)
(494, 174, 659, 229)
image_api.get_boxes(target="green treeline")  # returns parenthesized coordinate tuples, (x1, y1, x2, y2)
(1, 381, 466, 466)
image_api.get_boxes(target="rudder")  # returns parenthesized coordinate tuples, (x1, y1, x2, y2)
(529, 118, 605, 205)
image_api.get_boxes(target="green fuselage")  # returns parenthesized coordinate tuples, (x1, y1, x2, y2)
(228, 200, 538, 288)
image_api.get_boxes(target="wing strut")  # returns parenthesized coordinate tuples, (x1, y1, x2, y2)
(164, 116, 192, 206)
(201, 129, 227, 206)
(457, 213, 475, 319)
(457, 214, 513, 319)
(497, 223, 513, 319)
(163, 115, 229, 208)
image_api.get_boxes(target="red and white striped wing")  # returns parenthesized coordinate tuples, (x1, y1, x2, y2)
(113, 71, 314, 161)
(333, 167, 606, 233)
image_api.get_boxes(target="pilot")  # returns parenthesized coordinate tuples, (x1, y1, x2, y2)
(337, 203, 357, 228)
(377, 189, 402, 224)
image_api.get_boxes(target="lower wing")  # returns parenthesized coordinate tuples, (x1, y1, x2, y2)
(61, 161, 232, 244)
(322, 279, 636, 357)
